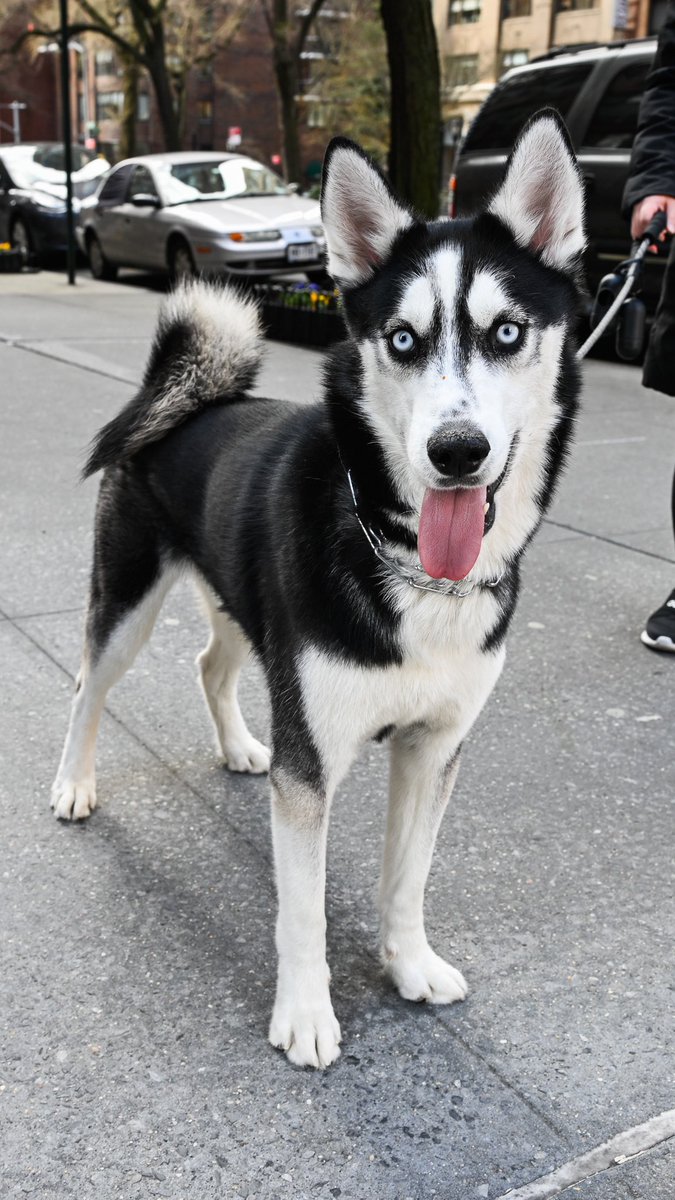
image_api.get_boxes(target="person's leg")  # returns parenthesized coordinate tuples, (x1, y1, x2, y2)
(641, 464, 675, 652)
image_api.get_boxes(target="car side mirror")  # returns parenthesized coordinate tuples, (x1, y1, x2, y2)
(129, 193, 161, 208)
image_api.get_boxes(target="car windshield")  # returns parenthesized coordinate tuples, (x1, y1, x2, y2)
(2, 145, 108, 200)
(162, 158, 291, 204)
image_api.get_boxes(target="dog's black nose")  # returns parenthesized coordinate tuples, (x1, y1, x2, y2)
(427, 431, 490, 480)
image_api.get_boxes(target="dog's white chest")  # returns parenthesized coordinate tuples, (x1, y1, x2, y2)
(298, 596, 505, 785)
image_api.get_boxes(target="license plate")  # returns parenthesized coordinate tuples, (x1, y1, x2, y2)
(287, 242, 319, 263)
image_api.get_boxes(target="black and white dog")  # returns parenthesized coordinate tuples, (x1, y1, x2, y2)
(52, 111, 585, 1068)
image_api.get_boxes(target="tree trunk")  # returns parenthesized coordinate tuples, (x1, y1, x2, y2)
(144, 24, 181, 151)
(380, 0, 441, 218)
(274, 51, 302, 183)
(118, 54, 138, 160)
(263, 0, 328, 184)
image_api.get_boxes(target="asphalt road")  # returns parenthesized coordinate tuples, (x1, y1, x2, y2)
(1, 269, 674, 1200)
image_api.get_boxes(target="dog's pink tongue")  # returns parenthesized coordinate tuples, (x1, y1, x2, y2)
(418, 487, 487, 581)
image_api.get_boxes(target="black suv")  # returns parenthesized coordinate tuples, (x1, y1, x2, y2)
(452, 39, 666, 312)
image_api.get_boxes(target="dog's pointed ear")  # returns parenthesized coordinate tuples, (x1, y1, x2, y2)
(488, 109, 586, 270)
(320, 138, 414, 287)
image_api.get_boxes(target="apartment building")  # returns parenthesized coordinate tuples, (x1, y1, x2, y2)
(434, 0, 665, 132)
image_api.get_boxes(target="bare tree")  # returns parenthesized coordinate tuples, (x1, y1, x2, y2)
(4, 0, 248, 152)
(309, 0, 389, 167)
(259, 0, 328, 183)
(380, 0, 441, 217)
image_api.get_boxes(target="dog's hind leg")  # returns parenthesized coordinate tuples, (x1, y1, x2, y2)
(52, 569, 176, 820)
(195, 582, 270, 773)
(378, 727, 468, 1005)
(52, 479, 178, 820)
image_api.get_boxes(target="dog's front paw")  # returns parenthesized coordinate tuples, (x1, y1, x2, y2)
(383, 940, 467, 1005)
(269, 1004, 342, 1069)
(269, 965, 341, 1069)
(51, 777, 97, 821)
(222, 734, 271, 774)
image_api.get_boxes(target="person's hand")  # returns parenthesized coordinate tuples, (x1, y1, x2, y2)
(631, 195, 675, 250)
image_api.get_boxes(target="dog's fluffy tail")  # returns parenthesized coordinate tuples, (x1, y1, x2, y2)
(83, 280, 263, 478)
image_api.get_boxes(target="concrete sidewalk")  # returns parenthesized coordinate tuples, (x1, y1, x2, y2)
(1, 270, 674, 1200)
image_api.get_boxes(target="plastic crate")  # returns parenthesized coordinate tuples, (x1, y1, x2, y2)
(255, 283, 345, 348)
(0, 247, 23, 273)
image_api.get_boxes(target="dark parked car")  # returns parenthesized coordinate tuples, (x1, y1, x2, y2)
(0, 143, 109, 260)
(451, 39, 666, 313)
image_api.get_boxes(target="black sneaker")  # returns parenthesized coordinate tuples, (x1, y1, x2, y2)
(641, 588, 675, 652)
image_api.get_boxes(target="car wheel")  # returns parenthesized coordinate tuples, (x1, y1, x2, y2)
(10, 217, 32, 263)
(87, 233, 118, 281)
(169, 239, 196, 283)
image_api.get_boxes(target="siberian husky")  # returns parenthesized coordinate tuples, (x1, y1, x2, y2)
(52, 110, 585, 1068)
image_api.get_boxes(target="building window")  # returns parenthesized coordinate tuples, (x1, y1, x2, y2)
(502, 0, 531, 16)
(555, 0, 596, 10)
(500, 49, 529, 73)
(444, 54, 479, 88)
(307, 101, 327, 128)
(137, 93, 150, 122)
(96, 91, 124, 123)
(198, 99, 213, 124)
(95, 49, 118, 77)
(447, 0, 481, 26)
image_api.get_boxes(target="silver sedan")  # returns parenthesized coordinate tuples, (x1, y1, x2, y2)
(77, 151, 328, 283)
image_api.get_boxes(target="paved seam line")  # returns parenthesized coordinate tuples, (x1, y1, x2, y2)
(1, 605, 85, 622)
(0, 336, 137, 386)
(436, 1027, 565, 1138)
(542, 518, 675, 564)
(496, 1107, 675, 1199)
(575, 436, 647, 447)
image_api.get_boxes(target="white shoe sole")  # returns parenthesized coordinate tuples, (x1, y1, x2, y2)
(641, 630, 675, 652)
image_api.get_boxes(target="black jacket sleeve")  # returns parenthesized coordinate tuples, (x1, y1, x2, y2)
(622, 0, 675, 216)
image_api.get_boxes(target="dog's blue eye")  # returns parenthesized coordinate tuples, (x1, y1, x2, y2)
(390, 329, 415, 354)
(495, 322, 522, 347)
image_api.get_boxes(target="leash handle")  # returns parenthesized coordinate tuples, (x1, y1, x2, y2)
(642, 209, 669, 248)
(577, 214, 670, 361)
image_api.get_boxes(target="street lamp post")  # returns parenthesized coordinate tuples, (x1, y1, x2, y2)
(58, 0, 76, 285)
(39, 33, 92, 284)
